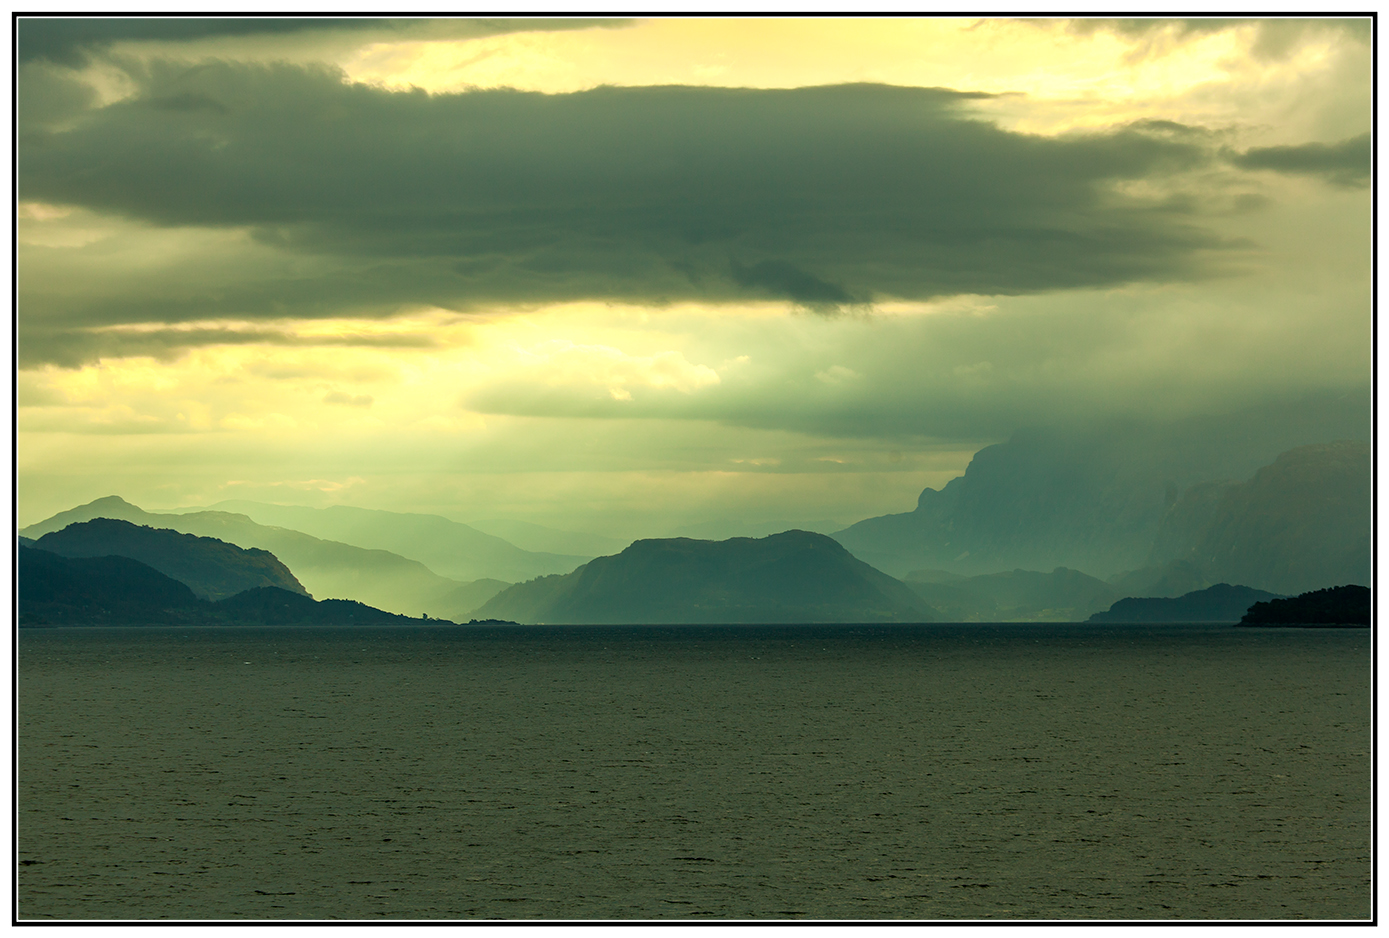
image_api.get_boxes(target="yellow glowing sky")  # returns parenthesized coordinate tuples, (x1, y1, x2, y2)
(15, 17, 1372, 535)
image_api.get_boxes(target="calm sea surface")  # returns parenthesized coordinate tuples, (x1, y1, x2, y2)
(17, 623, 1371, 921)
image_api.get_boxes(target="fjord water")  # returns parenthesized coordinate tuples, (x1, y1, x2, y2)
(18, 624, 1369, 920)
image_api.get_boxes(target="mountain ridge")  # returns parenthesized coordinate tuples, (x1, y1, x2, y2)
(20, 497, 507, 620)
(33, 518, 307, 601)
(477, 530, 933, 625)
(18, 545, 431, 627)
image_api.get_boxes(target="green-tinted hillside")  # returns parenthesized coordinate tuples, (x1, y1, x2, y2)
(1089, 583, 1283, 623)
(477, 530, 933, 624)
(34, 518, 307, 601)
(902, 567, 1120, 621)
(19, 545, 434, 627)
(19, 545, 204, 625)
(21, 497, 503, 620)
(202, 500, 588, 582)
(1160, 442, 1369, 596)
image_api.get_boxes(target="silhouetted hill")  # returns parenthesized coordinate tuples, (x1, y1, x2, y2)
(33, 518, 307, 601)
(833, 397, 1368, 578)
(1088, 583, 1283, 623)
(1153, 442, 1370, 596)
(19, 546, 436, 627)
(201, 500, 588, 582)
(21, 495, 141, 538)
(21, 497, 506, 620)
(213, 587, 427, 626)
(903, 567, 1120, 621)
(1240, 585, 1371, 627)
(19, 545, 204, 625)
(476, 530, 934, 624)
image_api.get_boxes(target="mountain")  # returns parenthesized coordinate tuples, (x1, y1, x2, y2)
(1088, 583, 1284, 623)
(198, 500, 588, 583)
(902, 567, 1121, 621)
(19, 544, 204, 625)
(212, 587, 434, 627)
(1151, 442, 1370, 596)
(431, 578, 512, 618)
(832, 397, 1369, 578)
(1239, 585, 1371, 627)
(19, 545, 430, 627)
(21, 497, 503, 620)
(670, 519, 846, 540)
(475, 530, 934, 624)
(33, 518, 307, 601)
(462, 518, 630, 558)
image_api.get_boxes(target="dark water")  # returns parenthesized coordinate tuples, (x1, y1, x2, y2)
(17, 623, 1371, 921)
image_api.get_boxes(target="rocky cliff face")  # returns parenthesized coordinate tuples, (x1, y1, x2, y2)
(1159, 441, 1370, 596)
(832, 400, 1369, 592)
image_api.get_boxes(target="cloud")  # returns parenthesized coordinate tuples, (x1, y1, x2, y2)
(16, 17, 629, 67)
(1229, 133, 1370, 188)
(17, 63, 1255, 367)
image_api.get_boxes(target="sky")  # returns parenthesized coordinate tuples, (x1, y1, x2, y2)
(15, 17, 1372, 538)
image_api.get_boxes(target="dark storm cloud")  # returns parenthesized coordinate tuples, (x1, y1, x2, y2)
(16, 17, 625, 67)
(1230, 133, 1371, 188)
(22, 61, 1240, 364)
(17, 18, 390, 66)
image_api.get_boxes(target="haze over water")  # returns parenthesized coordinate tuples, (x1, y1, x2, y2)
(18, 623, 1369, 920)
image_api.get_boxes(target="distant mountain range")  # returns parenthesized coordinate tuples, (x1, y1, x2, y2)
(1151, 442, 1370, 596)
(461, 517, 630, 558)
(20, 497, 510, 620)
(1088, 583, 1284, 623)
(19, 544, 426, 627)
(476, 530, 934, 624)
(18, 399, 1368, 626)
(900, 567, 1122, 622)
(32, 518, 306, 601)
(196, 500, 589, 583)
(833, 415, 1369, 597)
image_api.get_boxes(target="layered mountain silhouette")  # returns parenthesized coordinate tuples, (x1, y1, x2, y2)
(32, 518, 306, 601)
(1240, 585, 1371, 627)
(19, 394, 1367, 627)
(448, 517, 629, 558)
(476, 530, 934, 624)
(19, 545, 426, 627)
(20, 544, 205, 625)
(833, 398, 1368, 579)
(901, 567, 1121, 622)
(1149, 441, 1370, 596)
(1088, 583, 1284, 623)
(199, 500, 589, 582)
(21, 497, 511, 620)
